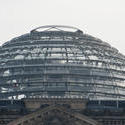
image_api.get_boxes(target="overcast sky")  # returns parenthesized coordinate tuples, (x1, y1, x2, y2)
(0, 0, 125, 54)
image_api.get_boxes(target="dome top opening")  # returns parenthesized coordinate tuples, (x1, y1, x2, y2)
(31, 25, 83, 33)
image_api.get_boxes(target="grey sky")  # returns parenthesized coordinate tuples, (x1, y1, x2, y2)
(0, 0, 125, 54)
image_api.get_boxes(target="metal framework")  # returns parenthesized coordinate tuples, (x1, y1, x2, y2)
(0, 25, 125, 100)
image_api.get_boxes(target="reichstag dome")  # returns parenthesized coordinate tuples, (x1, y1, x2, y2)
(0, 25, 125, 100)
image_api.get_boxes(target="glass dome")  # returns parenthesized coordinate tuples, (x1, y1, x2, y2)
(0, 25, 125, 100)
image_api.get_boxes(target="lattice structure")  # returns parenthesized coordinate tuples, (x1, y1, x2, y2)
(0, 25, 125, 100)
